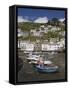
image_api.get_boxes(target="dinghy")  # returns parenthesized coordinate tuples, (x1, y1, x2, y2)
(35, 63, 59, 73)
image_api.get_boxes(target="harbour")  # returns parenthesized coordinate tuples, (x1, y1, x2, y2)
(18, 50, 65, 82)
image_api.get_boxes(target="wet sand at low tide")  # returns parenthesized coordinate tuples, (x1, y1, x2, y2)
(18, 51, 65, 82)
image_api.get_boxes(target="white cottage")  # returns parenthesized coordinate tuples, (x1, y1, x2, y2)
(18, 28, 23, 37)
(42, 43, 61, 51)
(18, 41, 34, 51)
(50, 26, 61, 32)
(18, 28, 29, 37)
(30, 29, 42, 37)
(59, 31, 65, 37)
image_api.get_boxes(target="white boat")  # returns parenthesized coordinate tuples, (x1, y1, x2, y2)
(24, 51, 31, 54)
(27, 54, 40, 61)
(43, 61, 52, 64)
(29, 59, 52, 65)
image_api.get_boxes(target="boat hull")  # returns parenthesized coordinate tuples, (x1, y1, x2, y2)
(35, 65, 59, 73)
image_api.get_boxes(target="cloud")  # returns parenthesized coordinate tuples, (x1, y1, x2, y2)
(34, 17, 48, 23)
(18, 16, 30, 22)
(59, 18, 65, 22)
(18, 16, 48, 23)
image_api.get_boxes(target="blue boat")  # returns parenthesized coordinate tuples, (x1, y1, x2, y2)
(35, 64, 59, 73)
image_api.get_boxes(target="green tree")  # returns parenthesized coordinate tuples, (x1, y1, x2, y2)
(51, 18, 59, 26)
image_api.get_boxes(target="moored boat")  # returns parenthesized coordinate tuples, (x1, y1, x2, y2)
(35, 64, 59, 73)
(29, 60, 52, 65)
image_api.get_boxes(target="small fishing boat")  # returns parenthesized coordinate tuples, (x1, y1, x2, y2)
(27, 53, 40, 61)
(24, 51, 31, 54)
(27, 55, 40, 60)
(29, 61, 38, 64)
(29, 60, 52, 65)
(35, 63, 59, 73)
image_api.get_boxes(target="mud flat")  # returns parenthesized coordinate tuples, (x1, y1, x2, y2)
(18, 50, 65, 82)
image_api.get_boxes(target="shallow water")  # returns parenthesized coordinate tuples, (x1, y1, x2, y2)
(18, 51, 65, 82)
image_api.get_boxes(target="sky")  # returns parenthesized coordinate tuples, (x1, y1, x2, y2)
(17, 8, 65, 23)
